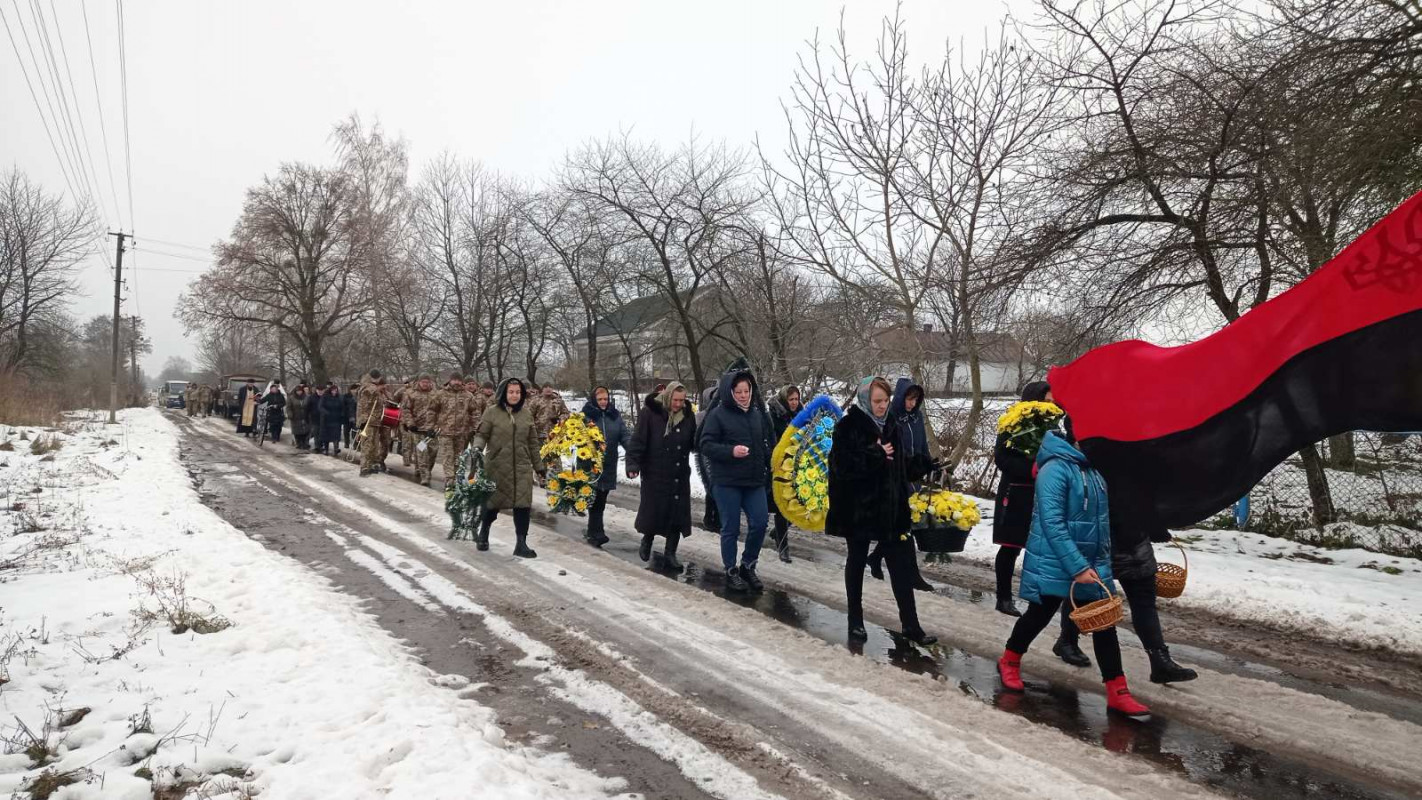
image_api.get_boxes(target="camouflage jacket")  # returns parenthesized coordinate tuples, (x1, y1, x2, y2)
(432, 387, 477, 437)
(402, 386, 440, 433)
(533, 393, 570, 439)
(355, 380, 389, 425)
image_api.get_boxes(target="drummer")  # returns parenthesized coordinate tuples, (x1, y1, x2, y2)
(357, 370, 394, 477)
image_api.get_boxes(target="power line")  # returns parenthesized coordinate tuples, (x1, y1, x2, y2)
(133, 246, 212, 264)
(0, 3, 79, 204)
(29, 0, 97, 207)
(115, 0, 133, 229)
(47, 0, 113, 225)
(5, 0, 84, 204)
(141, 236, 212, 253)
(80, 2, 123, 230)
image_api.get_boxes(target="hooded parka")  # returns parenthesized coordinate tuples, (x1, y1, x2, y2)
(473, 378, 545, 511)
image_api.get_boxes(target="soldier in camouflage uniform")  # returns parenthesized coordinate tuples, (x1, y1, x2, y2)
(184, 385, 195, 416)
(391, 380, 414, 467)
(433, 373, 478, 488)
(533, 386, 570, 443)
(403, 374, 440, 486)
(195, 384, 210, 417)
(357, 370, 392, 477)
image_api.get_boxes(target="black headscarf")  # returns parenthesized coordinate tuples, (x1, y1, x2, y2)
(1021, 381, 1051, 403)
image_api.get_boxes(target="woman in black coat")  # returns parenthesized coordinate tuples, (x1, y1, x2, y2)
(992, 381, 1053, 615)
(316, 384, 345, 455)
(827, 377, 938, 646)
(1108, 505, 1198, 683)
(582, 387, 632, 549)
(626, 382, 696, 570)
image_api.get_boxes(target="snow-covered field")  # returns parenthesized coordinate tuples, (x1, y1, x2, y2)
(0, 410, 630, 799)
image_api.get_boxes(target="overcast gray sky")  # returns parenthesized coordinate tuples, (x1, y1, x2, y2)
(3, 0, 1022, 376)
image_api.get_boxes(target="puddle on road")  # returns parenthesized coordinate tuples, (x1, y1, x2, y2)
(546, 519, 1408, 800)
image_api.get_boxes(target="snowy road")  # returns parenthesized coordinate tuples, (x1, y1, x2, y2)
(178, 414, 1422, 800)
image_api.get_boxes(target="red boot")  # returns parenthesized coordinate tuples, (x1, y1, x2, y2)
(1104, 676, 1151, 720)
(998, 649, 1024, 692)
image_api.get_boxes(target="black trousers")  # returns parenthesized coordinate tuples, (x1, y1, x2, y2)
(343, 421, 356, 448)
(482, 507, 531, 538)
(771, 511, 790, 551)
(588, 489, 610, 536)
(1007, 595, 1124, 682)
(846, 536, 923, 637)
(1119, 575, 1165, 652)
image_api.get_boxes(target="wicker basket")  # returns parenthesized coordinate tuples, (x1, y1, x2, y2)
(1069, 575, 1124, 634)
(912, 526, 970, 553)
(1155, 541, 1189, 598)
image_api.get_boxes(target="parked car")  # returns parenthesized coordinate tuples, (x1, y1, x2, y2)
(218, 373, 268, 417)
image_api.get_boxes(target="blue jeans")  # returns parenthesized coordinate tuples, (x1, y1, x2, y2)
(712, 484, 768, 572)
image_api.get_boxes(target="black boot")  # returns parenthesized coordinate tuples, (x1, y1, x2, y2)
(662, 532, 684, 572)
(868, 552, 885, 581)
(1053, 636, 1092, 668)
(995, 598, 1022, 617)
(848, 620, 869, 641)
(475, 517, 492, 552)
(638, 534, 654, 562)
(513, 532, 537, 559)
(741, 564, 763, 591)
(725, 566, 749, 592)
(1148, 646, 1199, 684)
(903, 629, 939, 646)
(912, 574, 936, 593)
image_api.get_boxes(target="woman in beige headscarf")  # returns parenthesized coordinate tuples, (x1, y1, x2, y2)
(626, 381, 697, 569)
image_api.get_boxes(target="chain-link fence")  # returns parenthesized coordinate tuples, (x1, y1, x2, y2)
(929, 401, 1422, 560)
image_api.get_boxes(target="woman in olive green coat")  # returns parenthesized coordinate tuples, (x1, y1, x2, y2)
(472, 377, 546, 557)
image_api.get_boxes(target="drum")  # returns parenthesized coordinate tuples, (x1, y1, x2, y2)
(380, 403, 401, 428)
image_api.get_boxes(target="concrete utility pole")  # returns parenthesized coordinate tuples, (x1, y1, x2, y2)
(107, 232, 128, 424)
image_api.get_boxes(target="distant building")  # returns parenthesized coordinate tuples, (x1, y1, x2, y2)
(871, 324, 1027, 395)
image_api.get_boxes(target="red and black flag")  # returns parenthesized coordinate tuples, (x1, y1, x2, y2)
(1048, 192, 1422, 529)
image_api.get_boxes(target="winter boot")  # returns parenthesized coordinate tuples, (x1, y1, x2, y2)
(359, 467, 374, 478)
(741, 564, 763, 592)
(868, 552, 885, 581)
(638, 534, 655, 562)
(662, 533, 684, 572)
(903, 629, 938, 646)
(995, 598, 1022, 617)
(725, 566, 750, 592)
(777, 536, 792, 564)
(1053, 635, 1092, 668)
(475, 517, 493, 552)
(848, 620, 869, 641)
(998, 649, 1025, 692)
(912, 575, 936, 593)
(1147, 646, 1199, 684)
(1104, 676, 1151, 720)
(513, 532, 537, 559)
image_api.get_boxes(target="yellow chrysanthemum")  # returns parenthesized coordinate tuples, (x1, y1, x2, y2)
(574, 499, 588, 512)
(546, 478, 561, 492)
(578, 485, 593, 497)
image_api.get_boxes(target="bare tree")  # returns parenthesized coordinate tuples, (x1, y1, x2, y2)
(567, 133, 754, 392)
(0, 169, 93, 375)
(178, 162, 370, 385)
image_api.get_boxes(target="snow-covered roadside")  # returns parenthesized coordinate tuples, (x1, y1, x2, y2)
(950, 496, 1422, 657)
(0, 409, 629, 799)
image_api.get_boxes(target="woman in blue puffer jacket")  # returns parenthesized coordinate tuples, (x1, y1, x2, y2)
(996, 422, 1152, 720)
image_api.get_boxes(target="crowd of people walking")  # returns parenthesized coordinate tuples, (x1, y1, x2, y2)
(189, 357, 1195, 722)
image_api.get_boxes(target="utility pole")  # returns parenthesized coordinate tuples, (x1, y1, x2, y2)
(107, 232, 128, 424)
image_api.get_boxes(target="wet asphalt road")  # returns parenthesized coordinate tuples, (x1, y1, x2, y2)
(177, 413, 1420, 800)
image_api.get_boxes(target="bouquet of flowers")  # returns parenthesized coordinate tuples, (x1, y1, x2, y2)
(539, 412, 606, 515)
(445, 446, 497, 540)
(906, 487, 982, 552)
(771, 395, 842, 532)
(996, 400, 1065, 457)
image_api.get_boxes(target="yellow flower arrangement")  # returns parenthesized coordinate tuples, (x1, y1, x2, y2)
(541, 411, 606, 516)
(996, 401, 1065, 457)
(908, 488, 981, 532)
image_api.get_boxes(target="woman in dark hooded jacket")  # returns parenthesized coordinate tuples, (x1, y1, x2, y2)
(698, 367, 774, 592)
(765, 384, 801, 563)
(627, 382, 696, 568)
(582, 386, 632, 548)
(472, 378, 547, 557)
(865, 378, 939, 593)
(316, 383, 345, 455)
(992, 382, 1091, 668)
(1107, 506, 1198, 683)
(827, 377, 939, 645)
